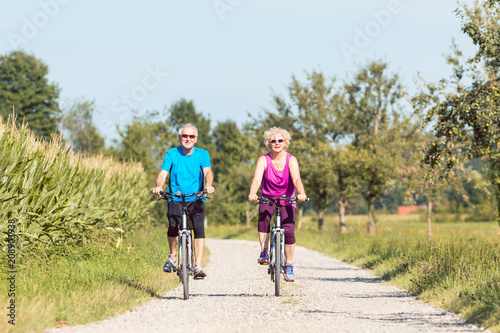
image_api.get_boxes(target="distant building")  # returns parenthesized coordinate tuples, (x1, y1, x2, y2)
(397, 205, 427, 214)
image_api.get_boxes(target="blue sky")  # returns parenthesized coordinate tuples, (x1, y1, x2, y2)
(1, 0, 477, 142)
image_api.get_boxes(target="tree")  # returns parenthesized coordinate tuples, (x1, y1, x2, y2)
(212, 120, 253, 176)
(345, 60, 416, 235)
(0, 51, 61, 139)
(115, 111, 176, 179)
(210, 120, 255, 225)
(166, 98, 213, 149)
(333, 146, 366, 233)
(62, 98, 105, 154)
(287, 71, 351, 230)
(412, 0, 500, 224)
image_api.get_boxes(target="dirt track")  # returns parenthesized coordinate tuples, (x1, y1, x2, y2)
(48, 238, 490, 333)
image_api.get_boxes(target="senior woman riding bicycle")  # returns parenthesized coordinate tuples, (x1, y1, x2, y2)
(248, 126, 307, 282)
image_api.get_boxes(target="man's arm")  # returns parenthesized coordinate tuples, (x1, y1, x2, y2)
(152, 170, 168, 196)
(203, 167, 215, 195)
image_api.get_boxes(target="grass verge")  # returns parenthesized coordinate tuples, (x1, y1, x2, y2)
(0, 225, 186, 333)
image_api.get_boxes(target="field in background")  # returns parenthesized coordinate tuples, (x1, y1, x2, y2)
(298, 213, 500, 241)
(206, 212, 500, 242)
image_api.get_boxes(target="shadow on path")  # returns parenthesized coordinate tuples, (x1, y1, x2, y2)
(295, 266, 361, 271)
(302, 309, 473, 329)
(301, 276, 383, 283)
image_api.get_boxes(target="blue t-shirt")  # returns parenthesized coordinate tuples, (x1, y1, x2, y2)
(161, 146, 211, 202)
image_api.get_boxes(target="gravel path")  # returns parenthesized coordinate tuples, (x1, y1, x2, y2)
(48, 238, 490, 333)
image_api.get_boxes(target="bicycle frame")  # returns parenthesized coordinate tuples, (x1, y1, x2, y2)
(178, 202, 194, 298)
(160, 190, 205, 300)
(270, 210, 286, 296)
(258, 196, 297, 297)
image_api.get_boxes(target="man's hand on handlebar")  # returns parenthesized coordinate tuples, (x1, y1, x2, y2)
(205, 186, 215, 196)
(152, 187, 163, 197)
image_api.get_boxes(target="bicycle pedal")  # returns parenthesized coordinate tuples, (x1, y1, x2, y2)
(194, 276, 205, 280)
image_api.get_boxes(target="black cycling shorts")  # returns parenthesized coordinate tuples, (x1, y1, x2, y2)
(167, 200, 205, 239)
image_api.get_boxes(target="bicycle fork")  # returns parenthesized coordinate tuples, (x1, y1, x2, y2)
(177, 210, 193, 279)
(273, 228, 285, 273)
(276, 208, 286, 275)
(269, 210, 286, 280)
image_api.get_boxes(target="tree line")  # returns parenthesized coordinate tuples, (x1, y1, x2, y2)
(1, 0, 499, 234)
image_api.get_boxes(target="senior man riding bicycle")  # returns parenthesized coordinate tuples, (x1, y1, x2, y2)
(153, 123, 215, 279)
(248, 126, 307, 282)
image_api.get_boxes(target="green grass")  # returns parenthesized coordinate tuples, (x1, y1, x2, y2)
(0, 225, 183, 333)
(206, 213, 500, 332)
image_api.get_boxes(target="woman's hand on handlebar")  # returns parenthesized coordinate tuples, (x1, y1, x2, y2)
(297, 194, 308, 202)
(248, 194, 259, 202)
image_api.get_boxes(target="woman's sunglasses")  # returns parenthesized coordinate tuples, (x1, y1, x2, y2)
(181, 134, 196, 139)
(270, 139, 284, 144)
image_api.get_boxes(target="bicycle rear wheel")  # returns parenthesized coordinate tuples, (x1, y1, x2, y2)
(181, 233, 189, 300)
(274, 231, 281, 296)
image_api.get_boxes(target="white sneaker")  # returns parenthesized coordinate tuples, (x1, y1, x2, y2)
(193, 264, 207, 279)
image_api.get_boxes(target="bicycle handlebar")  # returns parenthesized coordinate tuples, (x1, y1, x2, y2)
(257, 196, 309, 205)
(159, 190, 207, 201)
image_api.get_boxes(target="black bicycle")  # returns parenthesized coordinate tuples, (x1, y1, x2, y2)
(258, 195, 308, 296)
(159, 190, 206, 300)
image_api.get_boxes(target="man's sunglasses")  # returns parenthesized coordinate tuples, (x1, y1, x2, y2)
(270, 139, 285, 144)
(181, 134, 196, 139)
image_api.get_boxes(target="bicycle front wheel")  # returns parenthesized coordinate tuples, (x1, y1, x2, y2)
(274, 231, 281, 296)
(181, 233, 189, 300)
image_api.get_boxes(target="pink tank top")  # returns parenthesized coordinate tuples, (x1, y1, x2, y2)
(261, 153, 295, 199)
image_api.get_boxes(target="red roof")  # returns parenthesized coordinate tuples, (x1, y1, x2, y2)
(397, 205, 427, 214)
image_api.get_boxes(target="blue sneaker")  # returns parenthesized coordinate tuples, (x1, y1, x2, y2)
(163, 254, 177, 273)
(258, 249, 269, 265)
(284, 264, 295, 282)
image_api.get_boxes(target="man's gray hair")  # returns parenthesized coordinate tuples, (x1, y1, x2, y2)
(178, 123, 198, 137)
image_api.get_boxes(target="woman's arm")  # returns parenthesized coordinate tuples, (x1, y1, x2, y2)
(289, 156, 307, 202)
(248, 156, 267, 201)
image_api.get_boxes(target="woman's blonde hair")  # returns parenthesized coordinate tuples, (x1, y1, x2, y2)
(263, 127, 291, 151)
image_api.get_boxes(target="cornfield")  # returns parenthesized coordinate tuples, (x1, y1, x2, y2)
(0, 117, 153, 250)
